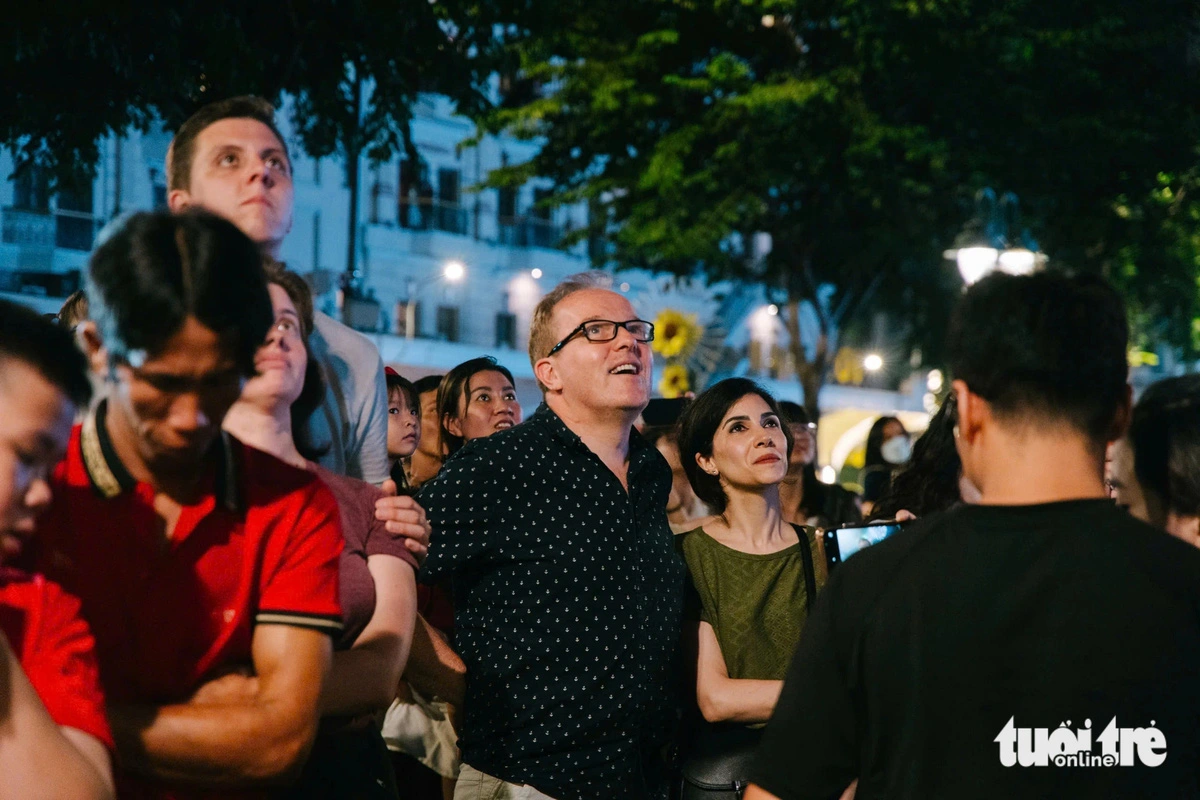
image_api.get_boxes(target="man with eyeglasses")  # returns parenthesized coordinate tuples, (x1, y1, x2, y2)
(419, 273, 686, 800)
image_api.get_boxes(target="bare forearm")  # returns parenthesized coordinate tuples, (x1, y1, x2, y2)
(322, 638, 405, 717)
(0, 649, 112, 799)
(697, 677, 783, 724)
(110, 698, 317, 786)
(402, 615, 465, 706)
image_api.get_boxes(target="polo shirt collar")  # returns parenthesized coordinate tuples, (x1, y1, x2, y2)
(81, 399, 244, 513)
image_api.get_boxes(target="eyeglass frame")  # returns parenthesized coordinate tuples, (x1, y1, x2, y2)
(545, 318, 656, 357)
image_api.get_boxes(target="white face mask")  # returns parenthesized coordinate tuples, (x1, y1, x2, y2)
(880, 435, 912, 465)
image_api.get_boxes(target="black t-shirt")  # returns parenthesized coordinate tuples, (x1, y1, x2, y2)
(753, 500, 1200, 800)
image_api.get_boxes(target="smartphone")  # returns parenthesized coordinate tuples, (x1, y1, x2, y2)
(824, 522, 905, 571)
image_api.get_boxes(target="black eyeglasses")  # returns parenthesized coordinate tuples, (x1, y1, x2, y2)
(546, 319, 655, 356)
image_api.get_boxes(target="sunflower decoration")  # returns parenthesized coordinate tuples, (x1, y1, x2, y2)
(651, 309, 700, 359)
(659, 364, 691, 398)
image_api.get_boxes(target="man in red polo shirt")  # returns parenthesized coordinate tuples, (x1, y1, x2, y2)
(34, 210, 344, 799)
(0, 298, 114, 799)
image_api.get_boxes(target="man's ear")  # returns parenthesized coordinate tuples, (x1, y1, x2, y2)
(75, 321, 110, 378)
(444, 412, 464, 439)
(167, 188, 192, 213)
(534, 357, 563, 394)
(952, 379, 986, 445)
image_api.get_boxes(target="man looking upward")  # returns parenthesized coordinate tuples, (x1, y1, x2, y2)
(166, 96, 390, 485)
(420, 274, 685, 800)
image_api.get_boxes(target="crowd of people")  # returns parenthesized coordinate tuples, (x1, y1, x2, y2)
(4, 94, 1200, 800)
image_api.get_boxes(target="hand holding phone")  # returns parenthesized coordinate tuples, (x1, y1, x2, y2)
(823, 521, 906, 571)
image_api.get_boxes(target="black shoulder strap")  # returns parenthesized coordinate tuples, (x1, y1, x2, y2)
(791, 523, 817, 610)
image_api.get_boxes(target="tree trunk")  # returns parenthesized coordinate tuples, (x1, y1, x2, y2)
(344, 75, 363, 289)
(783, 298, 831, 424)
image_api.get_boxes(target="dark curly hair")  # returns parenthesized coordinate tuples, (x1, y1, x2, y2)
(871, 394, 962, 520)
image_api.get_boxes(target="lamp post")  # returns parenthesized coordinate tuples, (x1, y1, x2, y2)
(404, 260, 466, 340)
(943, 188, 1047, 286)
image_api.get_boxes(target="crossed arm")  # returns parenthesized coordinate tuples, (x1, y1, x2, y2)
(0, 632, 113, 800)
(109, 624, 331, 787)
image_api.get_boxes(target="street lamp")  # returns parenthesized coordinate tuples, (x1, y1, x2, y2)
(863, 353, 884, 372)
(944, 188, 1047, 286)
(404, 260, 467, 339)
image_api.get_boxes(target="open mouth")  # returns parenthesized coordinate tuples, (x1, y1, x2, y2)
(494, 420, 515, 429)
(609, 363, 641, 375)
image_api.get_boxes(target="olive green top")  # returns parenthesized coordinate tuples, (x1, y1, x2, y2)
(678, 526, 823, 681)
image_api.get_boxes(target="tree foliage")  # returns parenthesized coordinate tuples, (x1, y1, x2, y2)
(484, 0, 1200, 414)
(0, 1, 558, 276)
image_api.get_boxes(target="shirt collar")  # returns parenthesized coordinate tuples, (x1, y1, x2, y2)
(532, 402, 656, 471)
(81, 399, 244, 513)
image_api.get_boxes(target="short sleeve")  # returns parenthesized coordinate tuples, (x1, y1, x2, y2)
(256, 480, 345, 636)
(418, 444, 501, 584)
(23, 578, 114, 750)
(361, 482, 419, 571)
(352, 352, 391, 486)
(751, 570, 858, 799)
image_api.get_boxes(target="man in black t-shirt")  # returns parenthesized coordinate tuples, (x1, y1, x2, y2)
(748, 272, 1200, 800)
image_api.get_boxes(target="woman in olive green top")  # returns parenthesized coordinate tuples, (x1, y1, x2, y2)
(676, 378, 823, 725)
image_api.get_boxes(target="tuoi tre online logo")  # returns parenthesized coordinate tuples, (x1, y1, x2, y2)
(995, 717, 1167, 768)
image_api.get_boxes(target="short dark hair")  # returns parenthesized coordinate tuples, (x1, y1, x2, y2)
(947, 272, 1129, 446)
(260, 260, 327, 460)
(169, 96, 290, 191)
(1128, 375, 1200, 517)
(0, 298, 92, 408)
(677, 377, 794, 514)
(413, 374, 443, 397)
(86, 210, 273, 377)
(437, 356, 517, 455)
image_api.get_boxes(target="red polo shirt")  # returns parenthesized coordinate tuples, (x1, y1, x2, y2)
(0, 567, 112, 749)
(34, 400, 343, 799)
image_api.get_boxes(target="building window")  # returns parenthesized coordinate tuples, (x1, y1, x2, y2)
(436, 168, 465, 234)
(313, 157, 322, 186)
(436, 305, 460, 342)
(55, 171, 95, 251)
(495, 312, 517, 349)
(396, 300, 421, 337)
(12, 164, 50, 212)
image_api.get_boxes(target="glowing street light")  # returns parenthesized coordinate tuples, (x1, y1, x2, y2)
(530, 268, 543, 279)
(863, 353, 884, 372)
(944, 189, 1047, 286)
(767, 304, 779, 316)
(443, 260, 466, 282)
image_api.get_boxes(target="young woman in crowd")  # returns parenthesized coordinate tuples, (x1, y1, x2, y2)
(778, 401, 861, 531)
(870, 393, 980, 521)
(385, 368, 421, 490)
(860, 415, 910, 514)
(1107, 374, 1200, 544)
(436, 356, 522, 456)
(221, 264, 419, 799)
(674, 378, 821, 797)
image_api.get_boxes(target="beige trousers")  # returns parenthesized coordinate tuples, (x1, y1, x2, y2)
(452, 764, 559, 800)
